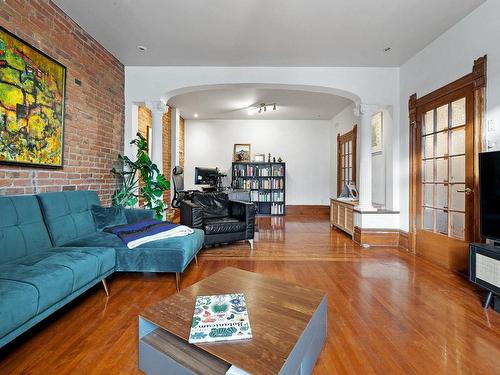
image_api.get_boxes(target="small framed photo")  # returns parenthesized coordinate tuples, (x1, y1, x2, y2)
(254, 154, 265, 162)
(233, 144, 251, 162)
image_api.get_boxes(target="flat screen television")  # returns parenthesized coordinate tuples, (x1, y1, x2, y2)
(479, 151, 500, 241)
(194, 167, 218, 186)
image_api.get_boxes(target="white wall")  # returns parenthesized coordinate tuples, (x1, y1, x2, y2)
(184, 119, 332, 205)
(399, 0, 500, 231)
(124, 67, 400, 158)
(330, 103, 397, 210)
(330, 103, 359, 198)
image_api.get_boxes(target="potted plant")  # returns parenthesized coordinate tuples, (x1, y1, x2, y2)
(111, 133, 170, 220)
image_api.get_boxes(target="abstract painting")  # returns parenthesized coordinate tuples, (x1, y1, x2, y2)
(0, 26, 66, 168)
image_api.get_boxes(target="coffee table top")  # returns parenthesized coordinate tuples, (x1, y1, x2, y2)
(141, 267, 327, 375)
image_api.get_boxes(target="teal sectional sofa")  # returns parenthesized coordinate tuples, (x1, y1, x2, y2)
(0, 191, 204, 348)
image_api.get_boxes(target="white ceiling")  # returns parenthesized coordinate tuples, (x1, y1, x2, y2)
(168, 87, 352, 120)
(53, 0, 484, 67)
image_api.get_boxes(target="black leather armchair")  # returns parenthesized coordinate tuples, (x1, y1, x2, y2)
(180, 192, 256, 248)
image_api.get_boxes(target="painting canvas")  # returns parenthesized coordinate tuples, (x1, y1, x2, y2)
(371, 112, 383, 154)
(0, 27, 66, 168)
(233, 144, 251, 162)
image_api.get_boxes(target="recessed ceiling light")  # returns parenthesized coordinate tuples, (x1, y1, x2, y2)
(194, 113, 198, 118)
(137, 45, 147, 52)
(384, 47, 392, 52)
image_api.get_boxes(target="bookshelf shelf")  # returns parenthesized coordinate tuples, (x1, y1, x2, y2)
(232, 162, 286, 216)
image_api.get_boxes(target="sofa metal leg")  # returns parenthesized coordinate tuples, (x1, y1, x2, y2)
(175, 272, 181, 292)
(248, 239, 254, 250)
(194, 254, 198, 265)
(101, 279, 109, 297)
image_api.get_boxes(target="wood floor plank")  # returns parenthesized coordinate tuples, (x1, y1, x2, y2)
(0, 215, 499, 374)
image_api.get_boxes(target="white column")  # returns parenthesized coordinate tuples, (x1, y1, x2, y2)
(356, 103, 379, 212)
(145, 101, 166, 172)
(171, 107, 180, 168)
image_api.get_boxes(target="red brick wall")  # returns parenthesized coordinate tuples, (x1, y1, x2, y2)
(137, 106, 151, 207)
(162, 109, 172, 205)
(179, 116, 185, 168)
(0, 0, 124, 206)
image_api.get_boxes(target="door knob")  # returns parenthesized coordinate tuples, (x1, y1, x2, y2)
(457, 187, 474, 195)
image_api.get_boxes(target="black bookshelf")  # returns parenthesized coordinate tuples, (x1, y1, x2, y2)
(232, 162, 286, 216)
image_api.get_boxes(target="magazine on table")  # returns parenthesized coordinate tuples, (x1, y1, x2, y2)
(189, 293, 252, 344)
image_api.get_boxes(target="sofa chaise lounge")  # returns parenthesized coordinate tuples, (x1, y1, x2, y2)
(0, 191, 204, 348)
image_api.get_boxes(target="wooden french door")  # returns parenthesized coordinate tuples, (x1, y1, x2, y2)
(409, 56, 486, 274)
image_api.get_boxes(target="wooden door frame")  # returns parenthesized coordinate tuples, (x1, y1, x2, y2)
(337, 125, 357, 196)
(408, 56, 487, 254)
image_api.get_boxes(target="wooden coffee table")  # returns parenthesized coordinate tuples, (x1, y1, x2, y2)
(138, 267, 327, 375)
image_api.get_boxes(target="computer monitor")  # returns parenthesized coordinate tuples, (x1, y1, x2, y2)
(194, 167, 219, 186)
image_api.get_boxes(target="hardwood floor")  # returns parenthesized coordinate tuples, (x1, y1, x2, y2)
(1, 215, 499, 374)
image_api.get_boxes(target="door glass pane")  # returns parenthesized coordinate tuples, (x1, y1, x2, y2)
(423, 160, 434, 182)
(423, 135, 434, 158)
(424, 110, 434, 135)
(450, 127, 465, 155)
(436, 210, 448, 235)
(436, 158, 448, 182)
(423, 208, 434, 231)
(451, 98, 466, 127)
(436, 184, 448, 209)
(450, 155, 465, 183)
(450, 212, 465, 240)
(450, 184, 465, 211)
(436, 132, 448, 157)
(347, 141, 351, 153)
(436, 104, 449, 131)
(423, 184, 433, 206)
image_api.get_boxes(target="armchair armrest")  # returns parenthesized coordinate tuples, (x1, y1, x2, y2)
(124, 208, 155, 224)
(180, 200, 204, 229)
(229, 200, 256, 239)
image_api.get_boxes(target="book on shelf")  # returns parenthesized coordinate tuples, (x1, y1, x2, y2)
(271, 203, 284, 215)
(189, 293, 253, 344)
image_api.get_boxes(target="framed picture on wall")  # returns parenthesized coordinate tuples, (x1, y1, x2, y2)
(0, 26, 67, 168)
(254, 154, 265, 162)
(371, 112, 383, 154)
(233, 144, 251, 162)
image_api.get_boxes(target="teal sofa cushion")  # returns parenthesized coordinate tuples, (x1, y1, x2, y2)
(0, 246, 115, 342)
(62, 232, 124, 248)
(115, 228, 204, 272)
(0, 196, 53, 263)
(13, 247, 115, 292)
(37, 191, 100, 247)
(0, 280, 39, 338)
(56, 247, 116, 275)
(0, 264, 73, 313)
(91, 205, 127, 231)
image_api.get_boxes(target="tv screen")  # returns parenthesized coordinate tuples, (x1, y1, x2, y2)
(194, 167, 218, 185)
(479, 151, 500, 241)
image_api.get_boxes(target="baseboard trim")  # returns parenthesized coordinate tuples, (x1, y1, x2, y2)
(398, 230, 410, 252)
(353, 226, 400, 247)
(286, 205, 329, 217)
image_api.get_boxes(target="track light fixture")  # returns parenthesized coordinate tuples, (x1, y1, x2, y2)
(249, 103, 277, 115)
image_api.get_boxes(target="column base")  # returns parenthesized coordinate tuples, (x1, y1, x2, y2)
(354, 204, 378, 212)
